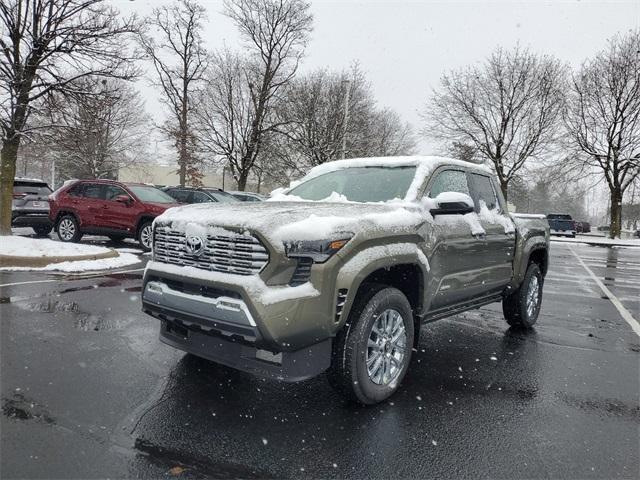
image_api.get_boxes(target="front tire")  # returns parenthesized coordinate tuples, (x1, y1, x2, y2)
(137, 221, 153, 251)
(327, 284, 414, 405)
(56, 215, 82, 243)
(503, 263, 543, 328)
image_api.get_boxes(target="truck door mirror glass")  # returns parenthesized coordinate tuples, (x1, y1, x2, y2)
(430, 192, 475, 216)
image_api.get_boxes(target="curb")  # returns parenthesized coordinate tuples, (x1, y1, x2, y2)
(0, 249, 120, 268)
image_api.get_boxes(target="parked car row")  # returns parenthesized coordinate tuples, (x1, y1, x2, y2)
(11, 177, 265, 250)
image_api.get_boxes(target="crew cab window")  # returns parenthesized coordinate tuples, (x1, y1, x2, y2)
(82, 183, 103, 199)
(104, 185, 128, 201)
(192, 191, 212, 203)
(429, 170, 469, 197)
(166, 189, 191, 203)
(469, 173, 498, 211)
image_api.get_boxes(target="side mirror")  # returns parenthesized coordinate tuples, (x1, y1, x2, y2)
(430, 192, 475, 216)
(115, 194, 132, 205)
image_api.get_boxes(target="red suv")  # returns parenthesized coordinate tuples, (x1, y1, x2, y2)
(49, 180, 180, 251)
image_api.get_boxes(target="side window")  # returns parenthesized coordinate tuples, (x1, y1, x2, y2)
(83, 183, 103, 199)
(104, 185, 128, 201)
(166, 189, 191, 203)
(68, 183, 84, 197)
(469, 174, 498, 211)
(192, 191, 213, 203)
(429, 170, 470, 197)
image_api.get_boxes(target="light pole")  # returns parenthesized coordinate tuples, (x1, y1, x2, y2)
(341, 78, 351, 160)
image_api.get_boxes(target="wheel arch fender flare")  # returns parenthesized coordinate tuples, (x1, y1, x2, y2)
(334, 243, 430, 331)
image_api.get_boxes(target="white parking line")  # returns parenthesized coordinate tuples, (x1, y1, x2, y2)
(568, 246, 640, 337)
(0, 268, 145, 288)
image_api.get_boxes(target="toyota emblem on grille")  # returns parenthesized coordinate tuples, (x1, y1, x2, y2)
(185, 235, 205, 256)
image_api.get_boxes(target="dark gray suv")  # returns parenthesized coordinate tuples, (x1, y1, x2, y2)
(12, 178, 53, 236)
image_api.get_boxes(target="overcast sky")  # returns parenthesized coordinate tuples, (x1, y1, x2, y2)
(113, 0, 640, 154)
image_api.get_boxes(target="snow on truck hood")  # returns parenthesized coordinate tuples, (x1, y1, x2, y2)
(154, 200, 426, 250)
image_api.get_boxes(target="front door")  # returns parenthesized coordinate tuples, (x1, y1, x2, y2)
(421, 168, 488, 311)
(98, 184, 137, 234)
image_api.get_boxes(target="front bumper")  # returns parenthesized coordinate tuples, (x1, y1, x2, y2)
(157, 317, 331, 382)
(141, 264, 338, 381)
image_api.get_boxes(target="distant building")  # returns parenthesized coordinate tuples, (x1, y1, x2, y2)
(117, 163, 269, 193)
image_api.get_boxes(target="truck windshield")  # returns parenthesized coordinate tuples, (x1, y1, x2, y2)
(287, 166, 417, 202)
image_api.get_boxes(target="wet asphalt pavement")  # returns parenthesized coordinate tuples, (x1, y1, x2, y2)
(1, 241, 639, 479)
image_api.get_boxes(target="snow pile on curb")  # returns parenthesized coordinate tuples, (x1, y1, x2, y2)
(2, 253, 141, 272)
(551, 236, 640, 247)
(0, 236, 111, 257)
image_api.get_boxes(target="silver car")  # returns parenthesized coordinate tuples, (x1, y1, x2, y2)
(12, 178, 53, 236)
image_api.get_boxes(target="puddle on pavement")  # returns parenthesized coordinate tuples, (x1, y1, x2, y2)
(557, 392, 640, 420)
(74, 314, 131, 332)
(133, 438, 274, 479)
(2, 393, 55, 424)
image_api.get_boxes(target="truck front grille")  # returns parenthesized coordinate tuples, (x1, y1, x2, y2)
(153, 226, 269, 276)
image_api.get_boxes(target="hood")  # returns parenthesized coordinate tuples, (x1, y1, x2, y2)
(155, 200, 426, 250)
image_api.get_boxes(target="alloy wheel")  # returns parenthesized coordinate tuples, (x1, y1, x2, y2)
(366, 308, 407, 386)
(58, 218, 75, 241)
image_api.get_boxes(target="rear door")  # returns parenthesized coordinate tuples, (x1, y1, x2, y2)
(422, 168, 488, 310)
(71, 182, 104, 228)
(467, 173, 515, 294)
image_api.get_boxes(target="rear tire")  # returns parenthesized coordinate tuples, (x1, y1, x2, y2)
(33, 225, 52, 237)
(137, 221, 153, 251)
(327, 284, 414, 405)
(56, 214, 82, 243)
(503, 263, 543, 328)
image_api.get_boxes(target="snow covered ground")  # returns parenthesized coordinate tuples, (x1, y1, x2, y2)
(0, 236, 112, 257)
(1, 252, 140, 272)
(551, 235, 640, 248)
(0, 236, 142, 272)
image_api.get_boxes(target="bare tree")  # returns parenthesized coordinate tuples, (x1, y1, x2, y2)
(44, 78, 149, 180)
(138, 0, 208, 187)
(564, 30, 640, 238)
(0, 0, 140, 234)
(424, 46, 567, 200)
(275, 66, 415, 172)
(198, 0, 313, 191)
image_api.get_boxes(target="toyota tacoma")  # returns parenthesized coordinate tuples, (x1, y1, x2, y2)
(141, 156, 550, 404)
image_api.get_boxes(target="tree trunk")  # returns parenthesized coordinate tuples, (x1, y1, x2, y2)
(179, 131, 187, 187)
(499, 179, 509, 203)
(237, 171, 248, 191)
(609, 187, 623, 239)
(0, 136, 20, 235)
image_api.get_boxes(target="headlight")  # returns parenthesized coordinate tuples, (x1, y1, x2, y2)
(284, 236, 352, 263)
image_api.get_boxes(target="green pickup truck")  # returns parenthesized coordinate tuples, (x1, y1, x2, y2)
(141, 156, 549, 404)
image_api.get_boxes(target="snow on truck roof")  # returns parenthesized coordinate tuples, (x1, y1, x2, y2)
(296, 155, 492, 202)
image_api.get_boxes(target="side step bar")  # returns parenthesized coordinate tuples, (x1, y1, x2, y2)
(422, 293, 503, 323)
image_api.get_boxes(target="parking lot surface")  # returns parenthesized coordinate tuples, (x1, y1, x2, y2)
(1, 241, 639, 478)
